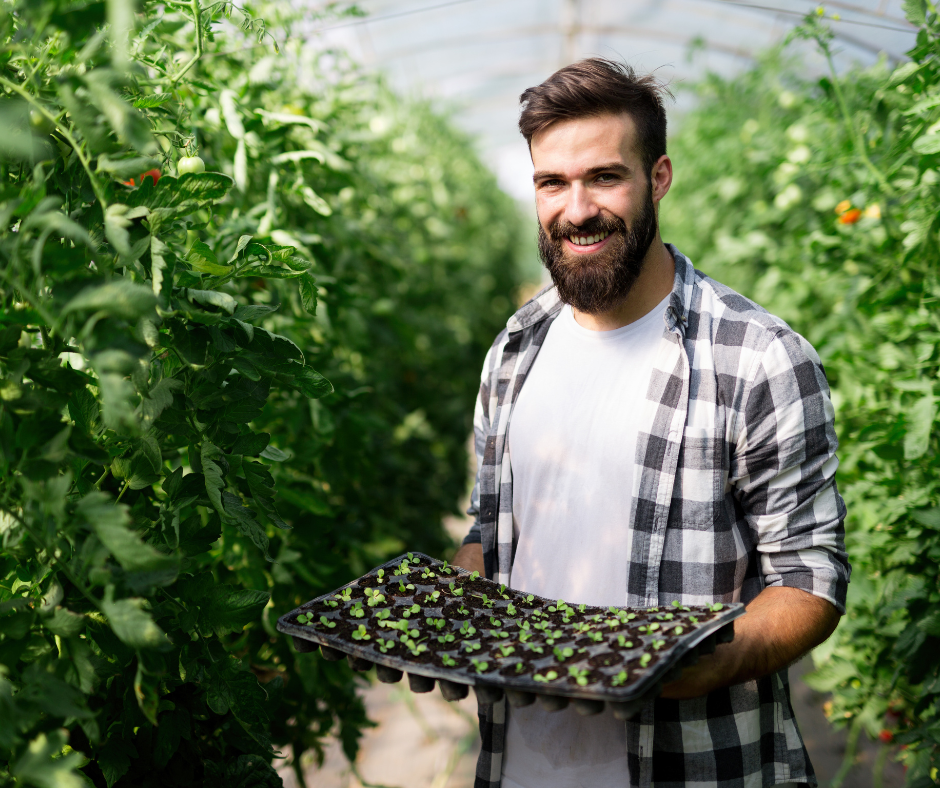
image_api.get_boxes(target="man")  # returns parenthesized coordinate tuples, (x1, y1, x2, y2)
(452, 59, 850, 788)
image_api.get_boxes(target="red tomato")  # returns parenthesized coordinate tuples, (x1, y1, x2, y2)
(123, 169, 161, 187)
(878, 729, 893, 744)
(838, 208, 862, 224)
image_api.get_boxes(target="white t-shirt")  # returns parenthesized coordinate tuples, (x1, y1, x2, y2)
(501, 296, 669, 788)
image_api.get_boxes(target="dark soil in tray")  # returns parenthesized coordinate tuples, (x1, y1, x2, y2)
(500, 660, 534, 678)
(588, 652, 625, 669)
(432, 653, 469, 670)
(357, 574, 383, 588)
(566, 668, 603, 688)
(575, 636, 607, 649)
(625, 654, 663, 675)
(441, 602, 474, 620)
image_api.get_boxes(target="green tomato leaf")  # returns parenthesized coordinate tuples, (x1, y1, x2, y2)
(100, 586, 170, 650)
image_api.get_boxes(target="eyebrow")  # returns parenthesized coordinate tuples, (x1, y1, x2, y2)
(532, 162, 633, 184)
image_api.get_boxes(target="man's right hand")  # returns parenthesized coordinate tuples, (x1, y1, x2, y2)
(452, 542, 484, 575)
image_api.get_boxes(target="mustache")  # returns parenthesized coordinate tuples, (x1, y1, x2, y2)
(545, 215, 626, 242)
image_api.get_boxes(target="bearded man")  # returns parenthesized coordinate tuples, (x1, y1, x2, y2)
(452, 59, 850, 788)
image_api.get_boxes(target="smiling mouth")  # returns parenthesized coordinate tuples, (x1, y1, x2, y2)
(565, 229, 613, 248)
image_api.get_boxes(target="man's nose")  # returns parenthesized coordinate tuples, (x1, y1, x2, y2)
(563, 183, 600, 228)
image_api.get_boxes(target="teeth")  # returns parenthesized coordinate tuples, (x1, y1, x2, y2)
(569, 231, 610, 246)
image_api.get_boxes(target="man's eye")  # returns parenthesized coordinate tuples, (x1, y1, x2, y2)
(596, 173, 617, 183)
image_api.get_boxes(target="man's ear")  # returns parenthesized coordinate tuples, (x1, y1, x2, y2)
(651, 154, 673, 203)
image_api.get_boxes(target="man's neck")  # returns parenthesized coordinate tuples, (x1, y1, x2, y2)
(570, 237, 675, 332)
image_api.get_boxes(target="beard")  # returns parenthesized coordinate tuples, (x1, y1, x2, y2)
(538, 184, 658, 315)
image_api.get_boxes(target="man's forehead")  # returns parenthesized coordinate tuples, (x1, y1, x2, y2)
(529, 113, 640, 168)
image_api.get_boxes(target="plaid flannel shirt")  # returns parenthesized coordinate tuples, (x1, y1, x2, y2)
(463, 246, 850, 788)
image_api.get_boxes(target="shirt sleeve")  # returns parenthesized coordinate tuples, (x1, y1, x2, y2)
(463, 343, 496, 546)
(731, 329, 851, 613)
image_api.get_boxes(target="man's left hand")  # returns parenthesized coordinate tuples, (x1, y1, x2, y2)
(660, 586, 841, 700)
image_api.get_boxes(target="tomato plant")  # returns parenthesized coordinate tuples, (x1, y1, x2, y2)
(0, 0, 522, 786)
(662, 4, 940, 784)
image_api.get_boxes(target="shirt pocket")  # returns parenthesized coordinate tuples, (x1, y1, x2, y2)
(673, 426, 725, 530)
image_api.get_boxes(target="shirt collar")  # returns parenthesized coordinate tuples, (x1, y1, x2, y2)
(506, 243, 695, 335)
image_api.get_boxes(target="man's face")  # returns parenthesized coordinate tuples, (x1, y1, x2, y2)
(531, 113, 662, 314)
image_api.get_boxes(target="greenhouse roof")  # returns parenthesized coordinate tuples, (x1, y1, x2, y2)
(311, 0, 917, 200)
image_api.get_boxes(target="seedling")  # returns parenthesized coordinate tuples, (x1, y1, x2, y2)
(376, 638, 397, 654)
(488, 617, 503, 628)
(497, 584, 510, 600)
(427, 617, 446, 630)
(522, 594, 535, 605)
(440, 653, 458, 667)
(552, 646, 574, 662)
(487, 629, 509, 639)
(544, 629, 564, 645)
(351, 624, 371, 641)
(469, 571, 480, 580)
(296, 612, 314, 625)
(396, 580, 415, 595)
(639, 653, 652, 668)
(420, 567, 437, 581)
(651, 639, 666, 651)
(470, 658, 489, 674)
(323, 599, 339, 609)
(463, 641, 481, 653)
(586, 630, 603, 643)
(400, 633, 427, 657)
(319, 616, 336, 629)
(533, 670, 558, 683)
(689, 616, 699, 625)
(448, 582, 464, 597)
(456, 604, 470, 616)
(423, 589, 441, 603)
(506, 603, 517, 616)
(374, 608, 391, 621)
(548, 600, 569, 613)
(498, 643, 515, 658)
(437, 631, 456, 645)
(610, 669, 629, 687)
(459, 621, 476, 638)
(349, 602, 365, 619)
(401, 603, 421, 619)
(393, 560, 410, 576)
(532, 620, 549, 632)
(671, 600, 691, 612)
(376, 569, 385, 582)
(568, 666, 590, 686)
(673, 626, 684, 635)
(527, 643, 545, 655)
(477, 594, 495, 609)
(365, 587, 386, 607)
(578, 603, 587, 613)
(638, 622, 659, 634)
(572, 621, 592, 634)
(616, 635, 633, 648)
(438, 560, 455, 575)
(335, 588, 353, 603)
(709, 602, 724, 612)
(511, 661, 526, 674)
(662, 613, 674, 621)
(605, 618, 620, 630)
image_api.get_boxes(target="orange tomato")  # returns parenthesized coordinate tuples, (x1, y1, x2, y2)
(838, 208, 862, 224)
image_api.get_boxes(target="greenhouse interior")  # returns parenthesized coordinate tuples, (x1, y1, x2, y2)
(0, 1, 937, 787)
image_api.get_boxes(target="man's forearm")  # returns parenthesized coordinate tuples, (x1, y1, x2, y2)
(452, 542, 485, 575)
(660, 586, 841, 700)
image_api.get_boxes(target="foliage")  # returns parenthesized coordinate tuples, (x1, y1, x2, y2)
(0, 1, 522, 786)
(662, 3, 940, 784)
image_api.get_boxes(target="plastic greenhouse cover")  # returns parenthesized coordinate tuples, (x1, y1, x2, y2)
(301, 0, 917, 202)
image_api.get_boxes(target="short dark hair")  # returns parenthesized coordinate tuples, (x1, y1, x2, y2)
(518, 58, 673, 177)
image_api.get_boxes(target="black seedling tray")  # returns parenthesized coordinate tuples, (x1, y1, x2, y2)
(277, 553, 745, 718)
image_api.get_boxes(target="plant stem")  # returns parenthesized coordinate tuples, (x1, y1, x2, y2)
(819, 44, 893, 196)
(115, 480, 130, 503)
(171, 0, 204, 85)
(0, 75, 109, 210)
(95, 467, 111, 489)
(872, 742, 889, 788)
(828, 716, 862, 788)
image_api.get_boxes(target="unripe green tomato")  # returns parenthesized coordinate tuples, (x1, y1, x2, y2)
(178, 155, 206, 174)
(29, 108, 55, 136)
